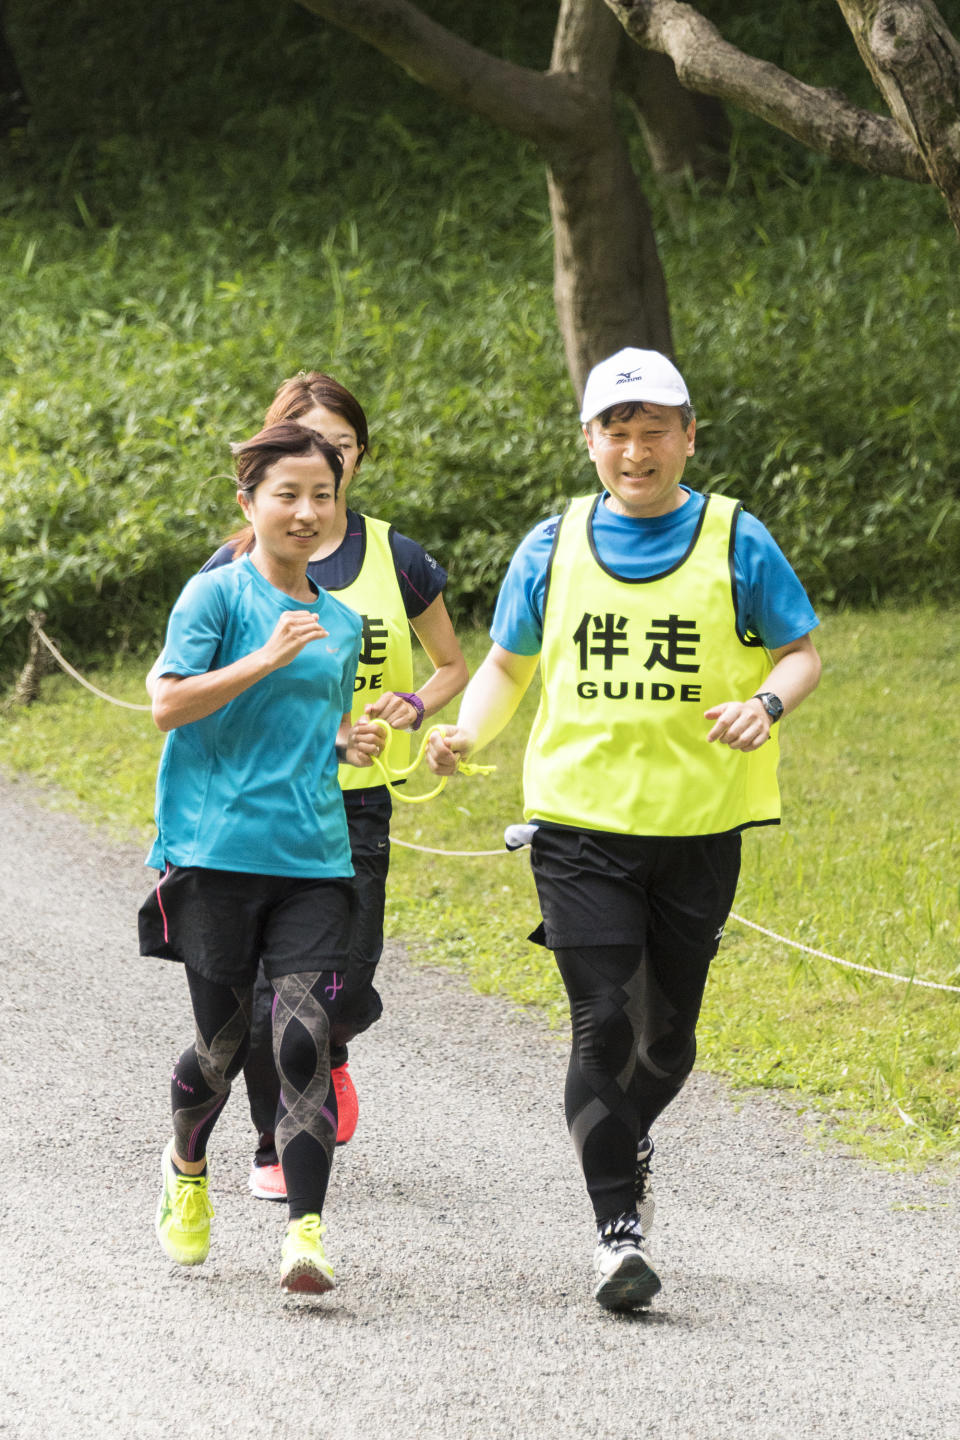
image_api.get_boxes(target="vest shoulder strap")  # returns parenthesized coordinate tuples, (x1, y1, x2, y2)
(542, 496, 596, 625)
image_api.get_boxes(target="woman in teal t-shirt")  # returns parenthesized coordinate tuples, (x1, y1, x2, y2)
(138, 420, 382, 1297)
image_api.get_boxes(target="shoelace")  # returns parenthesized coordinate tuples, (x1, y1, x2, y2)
(174, 1173, 214, 1225)
(599, 1211, 646, 1246)
(292, 1213, 325, 1241)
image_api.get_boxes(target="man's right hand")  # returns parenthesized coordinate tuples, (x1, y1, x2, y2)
(426, 725, 473, 775)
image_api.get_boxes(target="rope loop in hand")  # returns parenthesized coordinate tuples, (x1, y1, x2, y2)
(365, 719, 494, 804)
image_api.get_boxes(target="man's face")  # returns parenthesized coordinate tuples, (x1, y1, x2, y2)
(583, 404, 696, 519)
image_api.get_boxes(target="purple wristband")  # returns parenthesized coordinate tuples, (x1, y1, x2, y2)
(394, 691, 425, 731)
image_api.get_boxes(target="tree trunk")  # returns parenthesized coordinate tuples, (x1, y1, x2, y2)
(547, 135, 673, 395)
(547, 0, 673, 394)
(296, 0, 674, 398)
(618, 46, 731, 183)
(836, 0, 960, 238)
(12, 613, 51, 706)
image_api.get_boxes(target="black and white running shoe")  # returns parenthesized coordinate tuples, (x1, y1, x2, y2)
(594, 1211, 661, 1312)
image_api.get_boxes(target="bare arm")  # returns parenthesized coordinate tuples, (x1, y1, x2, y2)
(361, 593, 469, 731)
(704, 633, 822, 751)
(407, 593, 469, 716)
(145, 653, 162, 698)
(151, 611, 328, 732)
(426, 643, 540, 774)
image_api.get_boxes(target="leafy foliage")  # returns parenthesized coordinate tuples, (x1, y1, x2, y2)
(667, 177, 960, 605)
(1, 1, 959, 675)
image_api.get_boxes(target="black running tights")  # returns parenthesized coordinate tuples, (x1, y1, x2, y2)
(553, 940, 714, 1225)
(170, 967, 339, 1219)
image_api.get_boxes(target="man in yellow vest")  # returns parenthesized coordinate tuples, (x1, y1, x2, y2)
(428, 348, 821, 1311)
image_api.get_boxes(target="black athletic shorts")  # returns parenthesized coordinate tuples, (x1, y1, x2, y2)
(528, 824, 742, 956)
(138, 865, 356, 987)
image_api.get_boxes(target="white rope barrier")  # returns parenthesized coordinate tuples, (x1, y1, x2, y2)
(394, 837, 960, 995)
(25, 621, 960, 995)
(33, 624, 153, 712)
(727, 912, 960, 994)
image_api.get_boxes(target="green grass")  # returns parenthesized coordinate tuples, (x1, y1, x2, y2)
(0, 656, 164, 839)
(2, 107, 959, 676)
(2, 607, 958, 1167)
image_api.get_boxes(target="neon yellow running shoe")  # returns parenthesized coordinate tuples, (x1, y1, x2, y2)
(280, 1214, 334, 1295)
(155, 1139, 214, 1266)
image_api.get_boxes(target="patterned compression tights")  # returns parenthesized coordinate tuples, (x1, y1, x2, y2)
(553, 942, 714, 1226)
(171, 967, 339, 1219)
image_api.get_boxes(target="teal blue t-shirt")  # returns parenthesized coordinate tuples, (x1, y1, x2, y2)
(147, 555, 362, 878)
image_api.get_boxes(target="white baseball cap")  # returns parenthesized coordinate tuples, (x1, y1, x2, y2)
(579, 347, 690, 423)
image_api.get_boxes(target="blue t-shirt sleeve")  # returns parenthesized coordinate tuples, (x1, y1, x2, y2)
(733, 511, 819, 649)
(489, 518, 560, 656)
(158, 572, 228, 677)
(388, 529, 448, 619)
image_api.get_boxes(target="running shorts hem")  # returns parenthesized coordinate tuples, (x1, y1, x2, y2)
(138, 864, 355, 988)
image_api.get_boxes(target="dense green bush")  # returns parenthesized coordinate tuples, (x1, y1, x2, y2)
(2, 2, 959, 677)
(5, 0, 554, 139)
(669, 177, 960, 604)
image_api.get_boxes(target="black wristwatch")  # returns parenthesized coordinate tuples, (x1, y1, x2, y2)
(754, 691, 784, 723)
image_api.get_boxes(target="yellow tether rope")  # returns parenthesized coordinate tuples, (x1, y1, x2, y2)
(366, 718, 495, 803)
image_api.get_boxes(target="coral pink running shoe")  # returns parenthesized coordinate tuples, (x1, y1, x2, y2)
(332, 1061, 358, 1145)
(248, 1161, 287, 1202)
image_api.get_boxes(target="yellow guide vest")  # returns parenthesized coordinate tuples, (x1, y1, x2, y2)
(522, 493, 781, 837)
(334, 515, 414, 791)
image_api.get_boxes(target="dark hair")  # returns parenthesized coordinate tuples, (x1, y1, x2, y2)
(596, 399, 696, 430)
(227, 373, 368, 557)
(232, 421, 344, 497)
(265, 371, 369, 461)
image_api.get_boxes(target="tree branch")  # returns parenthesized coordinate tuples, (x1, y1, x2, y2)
(836, 1, 960, 232)
(602, 0, 928, 181)
(293, 0, 593, 149)
(294, 0, 675, 386)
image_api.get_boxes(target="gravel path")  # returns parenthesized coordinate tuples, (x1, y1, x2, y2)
(0, 770, 957, 1440)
